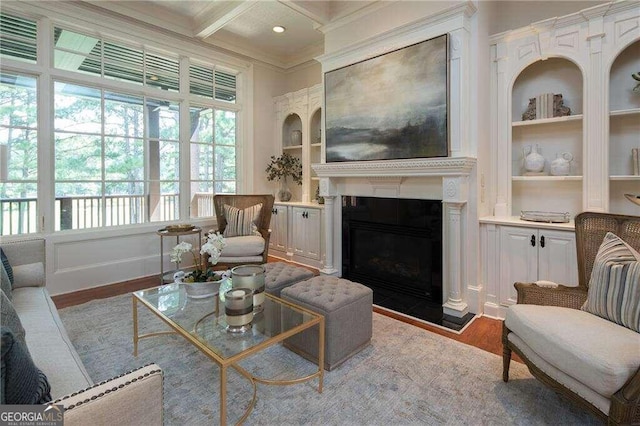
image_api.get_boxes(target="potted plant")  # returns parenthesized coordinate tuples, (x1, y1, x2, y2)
(170, 231, 227, 298)
(265, 152, 302, 201)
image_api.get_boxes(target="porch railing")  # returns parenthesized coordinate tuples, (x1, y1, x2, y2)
(0, 193, 198, 236)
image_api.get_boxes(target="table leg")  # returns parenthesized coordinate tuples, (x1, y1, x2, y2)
(318, 317, 325, 393)
(132, 296, 139, 357)
(220, 365, 227, 426)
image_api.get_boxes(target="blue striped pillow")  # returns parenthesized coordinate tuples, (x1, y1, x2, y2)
(222, 203, 262, 238)
(581, 232, 640, 333)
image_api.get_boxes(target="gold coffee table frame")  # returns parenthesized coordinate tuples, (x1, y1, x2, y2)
(132, 286, 324, 426)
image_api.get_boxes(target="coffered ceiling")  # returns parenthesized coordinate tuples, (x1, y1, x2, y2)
(84, 0, 379, 69)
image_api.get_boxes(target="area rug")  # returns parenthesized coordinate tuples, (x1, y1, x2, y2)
(59, 294, 599, 425)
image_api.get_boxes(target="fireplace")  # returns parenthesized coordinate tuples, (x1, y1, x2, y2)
(342, 196, 444, 323)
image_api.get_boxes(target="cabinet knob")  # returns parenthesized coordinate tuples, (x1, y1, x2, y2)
(540, 235, 545, 248)
(530, 235, 536, 247)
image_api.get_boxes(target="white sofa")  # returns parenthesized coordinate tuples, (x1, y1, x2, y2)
(2, 239, 163, 425)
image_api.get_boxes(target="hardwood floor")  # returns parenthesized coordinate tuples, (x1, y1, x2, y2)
(51, 257, 517, 362)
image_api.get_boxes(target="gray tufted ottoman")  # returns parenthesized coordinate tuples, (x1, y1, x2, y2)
(263, 262, 315, 297)
(281, 276, 373, 371)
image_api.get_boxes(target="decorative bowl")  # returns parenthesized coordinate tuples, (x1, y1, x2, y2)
(165, 224, 195, 232)
(182, 279, 222, 299)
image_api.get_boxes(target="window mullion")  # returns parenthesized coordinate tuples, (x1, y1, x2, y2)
(179, 56, 190, 221)
(38, 16, 53, 234)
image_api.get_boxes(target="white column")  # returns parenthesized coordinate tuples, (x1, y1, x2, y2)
(319, 178, 338, 275)
(443, 201, 469, 317)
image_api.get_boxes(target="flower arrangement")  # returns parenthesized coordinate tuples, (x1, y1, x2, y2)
(170, 231, 226, 282)
(265, 153, 303, 184)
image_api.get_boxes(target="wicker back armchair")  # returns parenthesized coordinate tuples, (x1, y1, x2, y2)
(213, 194, 274, 267)
(503, 212, 640, 425)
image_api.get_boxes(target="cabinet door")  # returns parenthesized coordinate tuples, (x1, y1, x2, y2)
(291, 208, 306, 256)
(499, 226, 537, 305)
(303, 208, 321, 260)
(291, 207, 322, 260)
(270, 205, 288, 252)
(537, 229, 577, 285)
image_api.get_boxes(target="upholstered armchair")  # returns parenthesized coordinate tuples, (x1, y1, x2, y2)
(502, 212, 640, 425)
(213, 194, 274, 268)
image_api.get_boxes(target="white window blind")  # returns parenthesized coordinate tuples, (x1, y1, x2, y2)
(189, 64, 236, 103)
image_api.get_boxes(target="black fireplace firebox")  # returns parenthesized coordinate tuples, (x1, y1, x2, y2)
(342, 196, 444, 323)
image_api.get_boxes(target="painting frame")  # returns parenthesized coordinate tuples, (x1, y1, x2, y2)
(324, 34, 449, 163)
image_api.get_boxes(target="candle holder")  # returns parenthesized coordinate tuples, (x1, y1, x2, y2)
(224, 288, 254, 333)
(231, 265, 265, 313)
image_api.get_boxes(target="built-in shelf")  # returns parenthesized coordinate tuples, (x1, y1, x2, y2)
(479, 216, 575, 230)
(512, 114, 583, 127)
(512, 175, 583, 181)
(610, 175, 640, 181)
(283, 145, 302, 150)
(610, 108, 640, 117)
(310, 143, 321, 148)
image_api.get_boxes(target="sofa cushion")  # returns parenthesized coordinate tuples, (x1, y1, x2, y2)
(506, 304, 640, 398)
(12, 262, 45, 289)
(1, 327, 52, 405)
(222, 203, 262, 237)
(1, 263, 12, 300)
(581, 232, 640, 332)
(220, 235, 265, 257)
(12, 287, 92, 398)
(1, 290, 26, 349)
(0, 248, 13, 286)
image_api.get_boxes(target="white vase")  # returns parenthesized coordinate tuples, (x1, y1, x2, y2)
(550, 152, 573, 176)
(523, 144, 545, 174)
(278, 176, 292, 201)
(290, 130, 302, 146)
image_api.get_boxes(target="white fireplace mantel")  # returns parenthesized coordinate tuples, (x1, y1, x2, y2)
(312, 157, 476, 178)
(313, 157, 477, 320)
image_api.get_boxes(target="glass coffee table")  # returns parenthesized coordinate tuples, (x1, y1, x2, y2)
(132, 283, 324, 425)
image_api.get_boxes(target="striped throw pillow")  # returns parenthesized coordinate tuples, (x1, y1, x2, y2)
(581, 232, 640, 333)
(222, 203, 263, 238)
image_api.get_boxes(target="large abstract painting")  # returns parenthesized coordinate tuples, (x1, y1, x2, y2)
(325, 34, 448, 162)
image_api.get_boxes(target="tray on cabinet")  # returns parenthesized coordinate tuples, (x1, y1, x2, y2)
(520, 211, 571, 223)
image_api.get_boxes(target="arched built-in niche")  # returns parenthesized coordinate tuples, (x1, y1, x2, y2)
(608, 39, 640, 215)
(282, 113, 303, 148)
(309, 108, 322, 199)
(510, 57, 584, 216)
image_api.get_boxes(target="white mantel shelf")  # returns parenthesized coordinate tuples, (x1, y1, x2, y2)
(312, 157, 477, 178)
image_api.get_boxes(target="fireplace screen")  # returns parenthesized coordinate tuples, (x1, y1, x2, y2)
(342, 196, 442, 305)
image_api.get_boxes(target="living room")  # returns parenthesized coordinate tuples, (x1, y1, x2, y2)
(1, 0, 639, 424)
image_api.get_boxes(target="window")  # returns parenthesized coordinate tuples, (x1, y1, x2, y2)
(54, 27, 180, 91)
(189, 64, 236, 103)
(0, 13, 37, 63)
(189, 107, 237, 218)
(54, 82, 181, 230)
(0, 13, 244, 234)
(0, 73, 38, 235)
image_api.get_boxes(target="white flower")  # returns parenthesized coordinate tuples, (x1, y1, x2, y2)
(170, 241, 193, 264)
(200, 231, 226, 266)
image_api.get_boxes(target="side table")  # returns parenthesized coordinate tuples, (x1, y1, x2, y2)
(157, 226, 202, 284)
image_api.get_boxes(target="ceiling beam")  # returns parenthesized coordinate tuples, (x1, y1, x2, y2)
(277, 0, 331, 25)
(193, 1, 260, 39)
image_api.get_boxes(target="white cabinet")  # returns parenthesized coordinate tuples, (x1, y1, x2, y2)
(499, 226, 577, 306)
(481, 219, 578, 319)
(291, 207, 321, 261)
(269, 204, 288, 253)
(268, 202, 323, 268)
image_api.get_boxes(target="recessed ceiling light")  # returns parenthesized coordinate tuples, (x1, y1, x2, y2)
(273, 26, 286, 33)
(149, 75, 159, 81)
